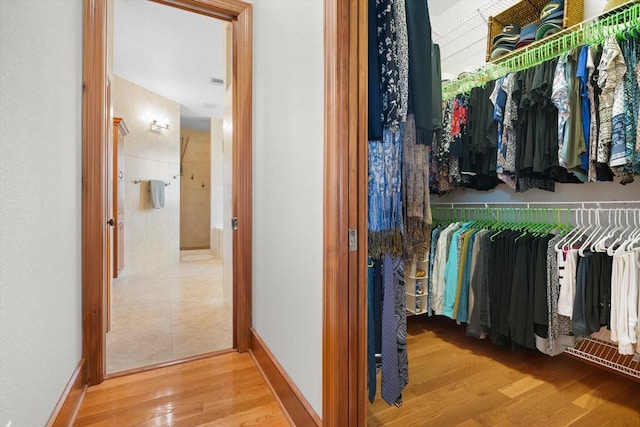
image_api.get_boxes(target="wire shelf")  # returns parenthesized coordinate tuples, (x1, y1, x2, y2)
(433, 0, 520, 43)
(564, 337, 640, 382)
(442, 1, 640, 99)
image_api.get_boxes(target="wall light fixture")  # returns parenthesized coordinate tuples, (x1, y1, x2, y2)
(150, 119, 170, 131)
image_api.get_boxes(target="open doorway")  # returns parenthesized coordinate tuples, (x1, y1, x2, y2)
(104, 0, 234, 374)
(81, 0, 252, 386)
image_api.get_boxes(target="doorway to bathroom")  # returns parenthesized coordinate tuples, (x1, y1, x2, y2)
(81, 0, 252, 386)
(104, 0, 234, 375)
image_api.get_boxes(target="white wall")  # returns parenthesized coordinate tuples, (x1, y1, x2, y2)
(210, 117, 224, 257)
(210, 117, 224, 231)
(222, 82, 233, 315)
(0, 1, 83, 425)
(252, 0, 324, 416)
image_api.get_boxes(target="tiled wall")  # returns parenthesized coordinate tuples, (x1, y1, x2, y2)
(180, 127, 211, 249)
(113, 75, 181, 276)
(210, 117, 224, 257)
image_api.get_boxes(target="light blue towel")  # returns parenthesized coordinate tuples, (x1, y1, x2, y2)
(149, 180, 165, 209)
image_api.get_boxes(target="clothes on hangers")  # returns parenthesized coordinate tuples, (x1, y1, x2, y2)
(636, 62, 640, 154)
(565, 48, 588, 181)
(423, 209, 640, 358)
(367, 0, 437, 406)
(587, 45, 601, 182)
(535, 234, 575, 356)
(621, 37, 640, 176)
(610, 248, 640, 355)
(375, 0, 401, 132)
(434, 36, 640, 195)
(405, 0, 433, 145)
(403, 114, 432, 258)
(597, 36, 626, 164)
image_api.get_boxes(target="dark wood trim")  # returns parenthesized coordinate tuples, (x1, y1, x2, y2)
(105, 348, 235, 379)
(152, 0, 244, 19)
(323, 0, 349, 422)
(352, 0, 369, 422)
(82, 0, 109, 386)
(249, 328, 321, 426)
(323, 0, 367, 424)
(231, 1, 252, 353)
(82, 0, 253, 386)
(46, 359, 88, 427)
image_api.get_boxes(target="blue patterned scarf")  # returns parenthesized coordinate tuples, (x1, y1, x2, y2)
(369, 127, 404, 256)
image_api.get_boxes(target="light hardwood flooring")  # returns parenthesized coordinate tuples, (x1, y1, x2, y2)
(107, 251, 232, 373)
(368, 315, 640, 426)
(75, 352, 290, 426)
(83, 300, 640, 426)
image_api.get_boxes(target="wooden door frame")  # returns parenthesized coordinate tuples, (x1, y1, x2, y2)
(323, 0, 368, 425)
(82, 0, 252, 386)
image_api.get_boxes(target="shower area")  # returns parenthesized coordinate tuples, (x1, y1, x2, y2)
(180, 124, 224, 256)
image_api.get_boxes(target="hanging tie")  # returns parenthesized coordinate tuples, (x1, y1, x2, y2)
(367, 258, 377, 402)
(381, 254, 400, 405)
(394, 257, 408, 406)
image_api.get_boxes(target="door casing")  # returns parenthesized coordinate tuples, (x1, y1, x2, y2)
(323, 0, 368, 425)
(82, 0, 253, 386)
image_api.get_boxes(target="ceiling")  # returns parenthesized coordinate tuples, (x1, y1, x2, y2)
(112, 0, 521, 131)
(113, 0, 225, 131)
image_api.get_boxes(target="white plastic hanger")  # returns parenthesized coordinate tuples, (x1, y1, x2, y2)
(610, 209, 634, 256)
(564, 208, 593, 252)
(627, 210, 640, 250)
(554, 208, 581, 252)
(618, 209, 640, 253)
(599, 208, 623, 253)
(592, 209, 614, 252)
(579, 209, 603, 256)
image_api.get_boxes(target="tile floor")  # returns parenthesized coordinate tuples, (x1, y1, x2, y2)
(106, 250, 232, 373)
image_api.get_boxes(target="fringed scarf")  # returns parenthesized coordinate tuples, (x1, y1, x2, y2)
(405, 0, 433, 145)
(402, 114, 432, 257)
(368, 127, 404, 257)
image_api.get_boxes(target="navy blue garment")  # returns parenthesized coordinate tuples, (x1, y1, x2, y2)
(577, 45, 591, 173)
(368, 0, 383, 141)
(373, 258, 382, 356)
(368, 258, 376, 402)
(405, 0, 433, 144)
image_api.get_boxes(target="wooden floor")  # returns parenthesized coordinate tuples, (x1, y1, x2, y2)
(75, 316, 640, 426)
(368, 315, 640, 426)
(74, 352, 290, 426)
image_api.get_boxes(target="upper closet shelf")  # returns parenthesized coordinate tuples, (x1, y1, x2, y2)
(441, 0, 640, 99)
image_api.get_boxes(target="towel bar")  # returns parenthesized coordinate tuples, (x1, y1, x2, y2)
(134, 179, 170, 187)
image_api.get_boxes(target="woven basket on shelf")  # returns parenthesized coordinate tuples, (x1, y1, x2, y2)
(486, 0, 584, 61)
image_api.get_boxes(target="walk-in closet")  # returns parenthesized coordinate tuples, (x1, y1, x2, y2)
(366, 0, 640, 424)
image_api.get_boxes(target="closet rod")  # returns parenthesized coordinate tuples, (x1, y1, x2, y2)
(432, 201, 640, 208)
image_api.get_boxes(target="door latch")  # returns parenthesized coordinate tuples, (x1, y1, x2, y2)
(348, 229, 357, 251)
(231, 217, 238, 230)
